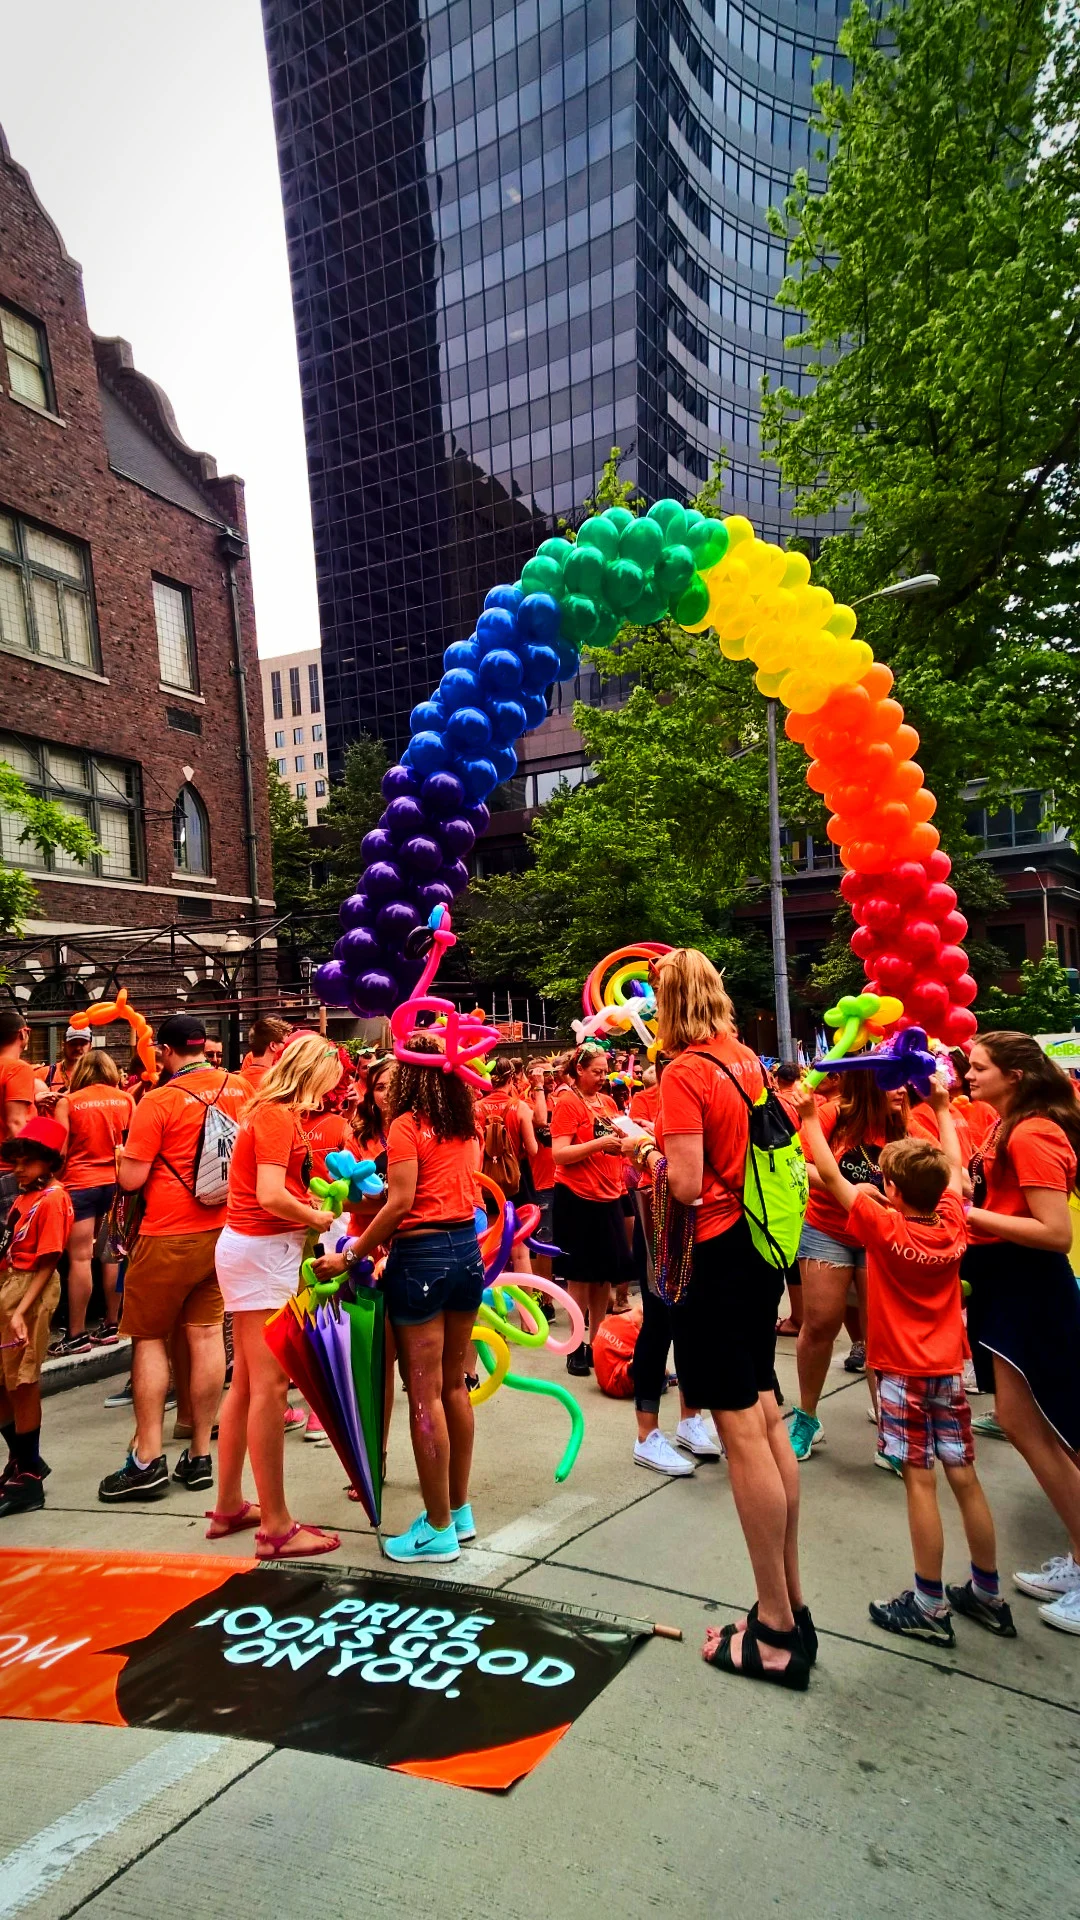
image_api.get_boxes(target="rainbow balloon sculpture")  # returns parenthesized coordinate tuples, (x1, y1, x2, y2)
(313, 506, 972, 1047)
(572, 942, 672, 1053)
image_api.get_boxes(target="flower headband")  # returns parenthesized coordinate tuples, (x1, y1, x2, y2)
(389, 907, 501, 1091)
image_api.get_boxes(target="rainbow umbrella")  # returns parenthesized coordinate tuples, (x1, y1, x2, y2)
(343, 1288, 385, 1526)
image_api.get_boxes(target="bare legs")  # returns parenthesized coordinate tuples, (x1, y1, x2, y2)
(213, 1310, 333, 1553)
(795, 1259, 852, 1417)
(395, 1309, 477, 1531)
(994, 1356, 1080, 1559)
(709, 1391, 803, 1675)
(567, 1280, 610, 1351)
(903, 1461, 998, 1584)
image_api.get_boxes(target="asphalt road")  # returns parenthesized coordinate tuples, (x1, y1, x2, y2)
(1, 1329, 1077, 1919)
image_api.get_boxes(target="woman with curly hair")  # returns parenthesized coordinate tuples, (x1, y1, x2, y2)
(313, 1035, 483, 1565)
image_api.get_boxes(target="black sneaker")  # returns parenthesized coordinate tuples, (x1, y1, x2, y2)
(945, 1579, 1018, 1637)
(539, 1295, 557, 1323)
(1, 1455, 50, 1489)
(172, 1448, 213, 1491)
(98, 1453, 169, 1502)
(844, 1341, 866, 1373)
(92, 1321, 120, 1347)
(869, 1589, 955, 1647)
(0, 1471, 46, 1517)
(566, 1342, 591, 1377)
(47, 1331, 93, 1358)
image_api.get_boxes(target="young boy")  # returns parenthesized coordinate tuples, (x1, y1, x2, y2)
(792, 1075, 1015, 1647)
(0, 1117, 73, 1517)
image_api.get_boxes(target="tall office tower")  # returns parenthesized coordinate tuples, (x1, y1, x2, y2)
(262, 0, 847, 771)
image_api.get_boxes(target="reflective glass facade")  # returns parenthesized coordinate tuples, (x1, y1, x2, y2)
(262, 0, 847, 768)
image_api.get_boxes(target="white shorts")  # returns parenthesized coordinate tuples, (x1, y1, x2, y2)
(215, 1225, 307, 1313)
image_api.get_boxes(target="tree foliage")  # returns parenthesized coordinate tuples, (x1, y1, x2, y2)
(762, 0, 1080, 836)
(266, 761, 313, 925)
(312, 735, 388, 925)
(0, 761, 100, 938)
(980, 946, 1080, 1036)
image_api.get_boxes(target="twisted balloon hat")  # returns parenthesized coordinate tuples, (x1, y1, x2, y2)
(69, 988, 157, 1083)
(314, 506, 973, 1050)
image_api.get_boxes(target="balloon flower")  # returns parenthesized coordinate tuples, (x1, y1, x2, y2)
(805, 990, 905, 1090)
(311, 503, 972, 1051)
(573, 943, 672, 1055)
(69, 988, 157, 1083)
(324, 1150, 385, 1203)
(815, 1025, 939, 1099)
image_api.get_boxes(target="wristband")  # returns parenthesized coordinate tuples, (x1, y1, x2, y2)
(962, 1203, 972, 1218)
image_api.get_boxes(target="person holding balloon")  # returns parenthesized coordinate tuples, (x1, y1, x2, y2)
(550, 1043, 638, 1377)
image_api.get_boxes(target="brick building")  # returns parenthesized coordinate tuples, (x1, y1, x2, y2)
(260, 645, 331, 826)
(0, 126, 278, 1061)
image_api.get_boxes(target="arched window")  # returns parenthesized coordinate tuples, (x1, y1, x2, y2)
(173, 784, 210, 876)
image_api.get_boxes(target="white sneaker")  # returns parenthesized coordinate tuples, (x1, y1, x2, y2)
(1014, 1553, 1080, 1599)
(634, 1429, 695, 1476)
(961, 1360, 983, 1395)
(675, 1414, 724, 1459)
(1038, 1588, 1080, 1635)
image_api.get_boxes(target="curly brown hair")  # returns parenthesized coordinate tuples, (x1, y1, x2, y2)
(386, 1033, 476, 1141)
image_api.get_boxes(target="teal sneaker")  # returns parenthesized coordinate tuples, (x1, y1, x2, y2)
(788, 1408, 823, 1461)
(451, 1501, 476, 1543)
(382, 1513, 461, 1564)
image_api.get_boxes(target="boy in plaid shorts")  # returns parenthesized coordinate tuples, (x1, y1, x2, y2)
(793, 1075, 1015, 1647)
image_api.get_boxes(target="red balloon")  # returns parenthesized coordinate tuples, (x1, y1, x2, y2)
(925, 883, 958, 918)
(875, 953, 914, 992)
(940, 911, 969, 944)
(926, 850, 952, 883)
(900, 918, 942, 959)
(907, 977, 950, 1026)
(861, 896, 904, 934)
(890, 861, 930, 906)
(850, 926, 878, 960)
(937, 944, 970, 981)
(951, 973, 978, 1007)
(940, 1006, 978, 1045)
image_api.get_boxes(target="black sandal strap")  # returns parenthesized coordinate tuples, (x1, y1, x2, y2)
(747, 1613, 803, 1653)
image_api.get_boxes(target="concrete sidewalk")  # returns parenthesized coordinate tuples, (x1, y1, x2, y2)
(1, 1335, 1077, 1919)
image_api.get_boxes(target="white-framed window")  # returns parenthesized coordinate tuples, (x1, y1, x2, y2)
(313, 752, 324, 770)
(296, 781, 307, 798)
(1, 303, 54, 410)
(315, 779, 326, 797)
(276, 757, 287, 775)
(294, 755, 305, 773)
(270, 670, 283, 719)
(312, 723, 323, 741)
(0, 733, 142, 878)
(172, 783, 210, 875)
(153, 577, 197, 692)
(0, 509, 98, 670)
(274, 730, 285, 748)
(292, 727, 304, 745)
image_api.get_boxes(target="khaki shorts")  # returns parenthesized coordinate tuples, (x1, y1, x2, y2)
(120, 1230, 224, 1341)
(0, 1268, 61, 1390)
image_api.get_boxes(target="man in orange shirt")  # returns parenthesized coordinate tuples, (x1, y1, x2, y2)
(98, 1014, 249, 1505)
(240, 1016, 291, 1090)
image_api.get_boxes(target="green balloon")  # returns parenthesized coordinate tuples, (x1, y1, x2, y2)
(538, 536, 574, 568)
(654, 543, 696, 599)
(675, 575, 710, 625)
(590, 608, 622, 648)
(683, 509, 704, 534)
(687, 520, 729, 570)
(577, 515, 620, 561)
(620, 518, 665, 569)
(603, 507, 635, 533)
(521, 555, 565, 597)
(561, 594, 600, 643)
(604, 556, 645, 611)
(563, 544, 606, 598)
(633, 582, 670, 625)
(647, 499, 688, 543)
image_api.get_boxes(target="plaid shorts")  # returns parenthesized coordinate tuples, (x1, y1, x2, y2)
(877, 1372, 974, 1470)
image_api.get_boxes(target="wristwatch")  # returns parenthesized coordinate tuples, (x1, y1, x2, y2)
(342, 1244, 360, 1268)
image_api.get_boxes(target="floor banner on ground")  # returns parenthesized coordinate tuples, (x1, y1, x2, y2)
(0, 1548, 644, 1790)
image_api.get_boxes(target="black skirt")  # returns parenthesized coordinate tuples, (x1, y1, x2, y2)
(552, 1184, 632, 1285)
(963, 1240, 1080, 1450)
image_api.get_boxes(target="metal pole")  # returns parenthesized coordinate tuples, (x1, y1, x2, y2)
(1043, 881, 1050, 951)
(766, 699, 793, 1059)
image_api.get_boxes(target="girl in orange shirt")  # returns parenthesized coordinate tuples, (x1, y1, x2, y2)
(551, 1044, 637, 1377)
(53, 1051, 134, 1353)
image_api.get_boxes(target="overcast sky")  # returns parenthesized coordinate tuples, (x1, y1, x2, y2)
(0, 0, 317, 659)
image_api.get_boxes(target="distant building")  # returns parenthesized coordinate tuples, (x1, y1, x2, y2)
(260, 646, 329, 826)
(0, 125, 276, 1062)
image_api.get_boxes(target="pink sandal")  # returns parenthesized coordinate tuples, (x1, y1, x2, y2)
(255, 1522, 341, 1561)
(205, 1502, 260, 1539)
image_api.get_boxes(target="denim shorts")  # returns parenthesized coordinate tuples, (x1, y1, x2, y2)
(70, 1181, 116, 1224)
(798, 1223, 865, 1269)
(382, 1224, 485, 1328)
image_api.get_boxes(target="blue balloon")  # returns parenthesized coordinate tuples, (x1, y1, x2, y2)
(485, 584, 523, 617)
(491, 744, 518, 782)
(522, 690, 549, 730)
(410, 700, 443, 735)
(488, 698, 527, 743)
(408, 730, 451, 776)
(459, 757, 499, 802)
(439, 668, 480, 713)
(443, 638, 480, 674)
(476, 608, 517, 654)
(445, 706, 492, 753)
(518, 592, 561, 645)
(520, 643, 559, 692)
(556, 642, 580, 681)
(478, 648, 524, 696)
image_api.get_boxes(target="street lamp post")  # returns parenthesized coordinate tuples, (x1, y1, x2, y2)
(1023, 866, 1051, 951)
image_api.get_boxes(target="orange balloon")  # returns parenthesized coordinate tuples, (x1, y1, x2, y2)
(894, 724, 920, 757)
(909, 787, 937, 822)
(861, 662, 894, 700)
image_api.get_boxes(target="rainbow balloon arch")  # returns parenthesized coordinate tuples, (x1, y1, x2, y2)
(313, 507, 975, 1049)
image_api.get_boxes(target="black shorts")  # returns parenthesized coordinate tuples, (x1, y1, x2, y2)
(552, 1185, 631, 1286)
(670, 1216, 783, 1413)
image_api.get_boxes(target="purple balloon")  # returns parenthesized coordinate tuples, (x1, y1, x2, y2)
(439, 816, 476, 858)
(384, 795, 425, 843)
(365, 860, 404, 899)
(382, 763, 419, 801)
(459, 758, 499, 802)
(463, 801, 490, 835)
(377, 900, 420, 948)
(476, 608, 517, 654)
(421, 770, 465, 818)
(443, 859, 470, 895)
(312, 961, 351, 1006)
(415, 880, 455, 914)
(361, 827, 394, 864)
(339, 892, 372, 930)
(407, 730, 451, 776)
(356, 970, 399, 1014)
(339, 926, 380, 971)
(445, 706, 492, 754)
(401, 834, 444, 875)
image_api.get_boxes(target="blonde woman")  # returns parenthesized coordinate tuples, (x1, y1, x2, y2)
(52, 1049, 134, 1352)
(637, 949, 811, 1690)
(210, 1033, 343, 1560)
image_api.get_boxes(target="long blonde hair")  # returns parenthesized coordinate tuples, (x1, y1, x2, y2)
(653, 948, 736, 1054)
(68, 1049, 121, 1092)
(244, 1032, 342, 1115)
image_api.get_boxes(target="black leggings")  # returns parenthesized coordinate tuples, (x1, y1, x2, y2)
(630, 1281, 673, 1414)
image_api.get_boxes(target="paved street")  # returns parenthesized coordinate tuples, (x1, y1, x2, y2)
(1, 1332, 1077, 1920)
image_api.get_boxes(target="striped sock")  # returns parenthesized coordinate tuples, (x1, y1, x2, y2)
(914, 1575, 947, 1616)
(971, 1562, 1001, 1603)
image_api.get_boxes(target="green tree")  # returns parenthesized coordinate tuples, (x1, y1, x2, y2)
(266, 761, 314, 926)
(980, 947, 1080, 1036)
(0, 761, 99, 938)
(762, 0, 1080, 837)
(312, 734, 389, 927)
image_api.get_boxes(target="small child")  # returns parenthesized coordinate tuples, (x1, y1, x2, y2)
(0, 1117, 73, 1517)
(792, 1075, 1015, 1646)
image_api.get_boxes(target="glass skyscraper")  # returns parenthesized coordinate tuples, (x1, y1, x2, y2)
(262, 0, 848, 775)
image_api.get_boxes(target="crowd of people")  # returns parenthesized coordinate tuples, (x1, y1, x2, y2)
(1, 962, 1079, 1690)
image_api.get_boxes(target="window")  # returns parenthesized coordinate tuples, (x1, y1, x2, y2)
(273, 730, 285, 749)
(153, 578, 197, 692)
(172, 783, 210, 876)
(296, 781, 307, 798)
(313, 752, 325, 770)
(312, 723, 323, 742)
(986, 923, 1029, 968)
(276, 757, 287, 775)
(308, 663, 321, 712)
(315, 779, 326, 797)
(270, 670, 283, 719)
(294, 756, 305, 773)
(1, 304, 53, 410)
(0, 734, 141, 879)
(0, 509, 98, 670)
(293, 727, 304, 745)
(289, 666, 302, 715)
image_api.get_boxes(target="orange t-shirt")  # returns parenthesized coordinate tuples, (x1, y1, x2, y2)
(955, 1097, 997, 1150)
(124, 1067, 250, 1236)
(655, 1035, 764, 1242)
(849, 1188, 967, 1375)
(387, 1112, 480, 1233)
(239, 1053, 270, 1091)
(304, 1109, 355, 1183)
(908, 1100, 973, 1167)
(551, 1086, 624, 1203)
(970, 1115, 1077, 1243)
(801, 1103, 890, 1247)
(0, 1057, 36, 1142)
(629, 1086, 659, 1127)
(2, 1182, 73, 1272)
(62, 1085, 135, 1189)
(591, 1311, 638, 1397)
(226, 1104, 315, 1238)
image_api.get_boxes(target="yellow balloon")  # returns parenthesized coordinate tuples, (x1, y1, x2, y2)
(723, 515, 756, 550)
(755, 668, 788, 698)
(780, 672, 830, 714)
(719, 632, 747, 659)
(779, 549, 812, 590)
(825, 604, 858, 642)
(469, 1326, 510, 1405)
(850, 639, 874, 676)
(743, 542, 787, 594)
